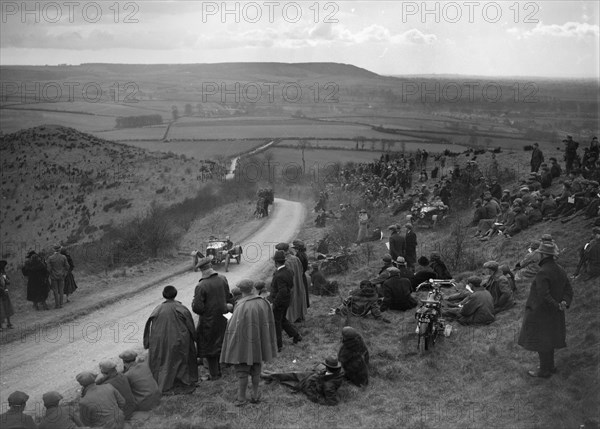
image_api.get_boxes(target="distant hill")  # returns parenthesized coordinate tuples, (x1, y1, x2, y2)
(0, 125, 210, 263)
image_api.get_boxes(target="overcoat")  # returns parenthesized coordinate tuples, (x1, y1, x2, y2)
(22, 254, 50, 302)
(220, 295, 277, 365)
(404, 231, 417, 265)
(518, 257, 573, 351)
(285, 254, 307, 322)
(388, 231, 406, 261)
(484, 271, 515, 314)
(192, 271, 231, 358)
(337, 328, 370, 387)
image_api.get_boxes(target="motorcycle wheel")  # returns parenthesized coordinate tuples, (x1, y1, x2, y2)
(225, 254, 230, 272)
(418, 322, 435, 353)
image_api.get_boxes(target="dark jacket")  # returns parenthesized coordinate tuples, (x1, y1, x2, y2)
(22, 254, 50, 302)
(518, 258, 573, 351)
(457, 290, 495, 325)
(484, 272, 515, 314)
(381, 272, 417, 311)
(338, 331, 369, 387)
(430, 259, 452, 280)
(388, 232, 406, 261)
(98, 372, 137, 420)
(404, 231, 417, 265)
(298, 369, 345, 406)
(270, 266, 293, 309)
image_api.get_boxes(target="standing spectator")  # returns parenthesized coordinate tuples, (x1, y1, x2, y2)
(292, 239, 310, 309)
(357, 209, 370, 243)
(60, 247, 78, 303)
(549, 157, 562, 178)
(0, 260, 14, 331)
(530, 142, 545, 172)
(38, 391, 83, 429)
(192, 255, 233, 381)
(77, 371, 125, 429)
(143, 285, 198, 394)
(46, 244, 69, 309)
(388, 224, 405, 262)
(269, 250, 301, 352)
(518, 243, 573, 378)
(404, 223, 417, 271)
(337, 326, 370, 387)
(276, 243, 307, 324)
(220, 279, 278, 406)
(22, 250, 50, 311)
(0, 391, 36, 429)
(118, 350, 161, 411)
(96, 360, 137, 420)
(563, 135, 579, 175)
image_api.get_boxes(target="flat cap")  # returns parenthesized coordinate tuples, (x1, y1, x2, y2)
(382, 254, 392, 262)
(273, 250, 286, 262)
(541, 234, 553, 242)
(275, 242, 289, 251)
(388, 224, 398, 230)
(386, 266, 401, 274)
(8, 391, 29, 406)
(42, 391, 63, 407)
(76, 371, 97, 387)
(118, 350, 138, 362)
(466, 276, 482, 288)
(483, 261, 499, 270)
(292, 240, 305, 250)
(196, 255, 214, 269)
(395, 256, 406, 266)
(99, 360, 117, 373)
(237, 279, 254, 294)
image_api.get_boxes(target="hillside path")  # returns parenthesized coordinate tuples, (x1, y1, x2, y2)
(0, 198, 305, 411)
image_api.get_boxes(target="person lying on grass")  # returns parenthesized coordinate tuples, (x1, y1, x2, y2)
(261, 356, 345, 406)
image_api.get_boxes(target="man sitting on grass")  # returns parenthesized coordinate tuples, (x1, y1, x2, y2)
(443, 276, 495, 325)
(261, 356, 345, 406)
(334, 280, 390, 323)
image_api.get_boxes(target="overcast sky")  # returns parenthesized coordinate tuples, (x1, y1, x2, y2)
(1, 1, 598, 78)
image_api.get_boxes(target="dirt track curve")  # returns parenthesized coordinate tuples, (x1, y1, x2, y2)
(0, 198, 306, 411)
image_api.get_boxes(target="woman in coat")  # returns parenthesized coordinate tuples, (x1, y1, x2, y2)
(61, 247, 78, 303)
(337, 326, 369, 387)
(21, 250, 50, 310)
(518, 243, 573, 378)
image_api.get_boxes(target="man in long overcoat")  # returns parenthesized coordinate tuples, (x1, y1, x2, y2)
(220, 279, 277, 405)
(388, 225, 406, 262)
(292, 239, 310, 309)
(530, 142, 545, 172)
(275, 242, 307, 323)
(404, 224, 417, 270)
(518, 243, 573, 378)
(143, 286, 198, 393)
(21, 250, 50, 310)
(192, 256, 233, 380)
(269, 250, 301, 352)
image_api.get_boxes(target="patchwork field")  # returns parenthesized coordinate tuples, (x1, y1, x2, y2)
(124, 139, 269, 160)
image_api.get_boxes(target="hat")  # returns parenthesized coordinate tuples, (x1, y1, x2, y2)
(119, 350, 138, 362)
(53, 244, 62, 251)
(196, 255, 214, 269)
(513, 206, 522, 213)
(42, 391, 63, 407)
(7, 391, 29, 406)
(292, 240, 305, 250)
(537, 243, 558, 256)
(360, 279, 373, 289)
(273, 250, 286, 262)
(99, 360, 117, 373)
(466, 276, 482, 288)
(483, 261, 499, 270)
(405, 223, 413, 229)
(386, 266, 401, 274)
(388, 224, 398, 231)
(418, 256, 429, 266)
(237, 279, 254, 294)
(359, 209, 367, 213)
(395, 256, 406, 266)
(520, 186, 530, 192)
(382, 254, 392, 262)
(341, 326, 359, 339)
(324, 356, 342, 369)
(26, 250, 37, 257)
(503, 189, 510, 194)
(275, 242, 289, 251)
(76, 371, 97, 387)
(541, 234, 553, 242)
(529, 242, 540, 250)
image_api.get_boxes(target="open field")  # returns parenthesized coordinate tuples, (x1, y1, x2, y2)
(278, 139, 468, 154)
(92, 126, 168, 141)
(124, 139, 269, 160)
(0, 108, 117, 133)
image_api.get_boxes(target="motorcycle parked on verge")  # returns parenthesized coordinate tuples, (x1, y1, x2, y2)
(414, 279, 456, 352)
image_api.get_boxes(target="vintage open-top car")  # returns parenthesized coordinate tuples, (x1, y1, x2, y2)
(205, 236, 242, 272)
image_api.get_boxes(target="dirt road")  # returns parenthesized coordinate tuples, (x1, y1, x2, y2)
(0, 198, 306, 411)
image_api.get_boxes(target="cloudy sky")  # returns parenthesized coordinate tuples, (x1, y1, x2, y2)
(1, 1, 598, 78)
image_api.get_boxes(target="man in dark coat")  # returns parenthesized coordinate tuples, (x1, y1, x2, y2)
(221, 279, 277, 405)
(443, 276, 495, 325)
(404, 223, 417, 270)
(388, 224, 406, 262)
(60, 247, 78, 302)
(337, 326, 369, 387)
(261, 356, 345, 406)
(412, 256, 437, 289)
(563, 135, 579, 175)
(119, 350, 161, 411)
(0, 391, 36, 429)
(97, 360, 137, 420)
(310, 263, 338, 296)
(430, 252, 452, 280)
(38, 391, 83, 429)
(269, 250, 301, 352)
(381, 267, 417, 311)
(192, 255, 233, 380)
(143, 285, 198, 393)
(292, 239, 310, 309)
(483, 261, 515, 314)
(77, 371, 125, 429)
(530, 142, 544, 172)
(518, 243, 573, 378)
(379, 254, 393, 274)
(21, 250, 50, 310)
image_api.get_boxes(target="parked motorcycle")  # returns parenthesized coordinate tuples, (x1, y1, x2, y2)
(414, 279, 456, 352)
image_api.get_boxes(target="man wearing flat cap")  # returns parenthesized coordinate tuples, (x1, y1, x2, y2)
(388, 224, 406, 263)
(444, 276, 495, 325)
(379, 254, 393, 274)
(46, 244, 70, 309)
(0, 391, 36, 429)
(38, 391, 83, 429)
(119, 350, 161, 411)
(269, 250, 301, 352)
(530, 142, 544, 173)
(275, 242, 307, 324)
(221, 279, 277, 406)
(77, 370, 126, 429)
(96, 360, 136, 420)
(482, 261, 515, 314)
(192, 256, 233, 381)
(292, 239, 310, 310)
(518, 242, 573, 378)
(381, 267, 417, 311)
(144, 286, 198, 393)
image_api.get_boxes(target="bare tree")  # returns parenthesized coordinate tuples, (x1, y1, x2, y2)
(297, 139, 312, 173)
